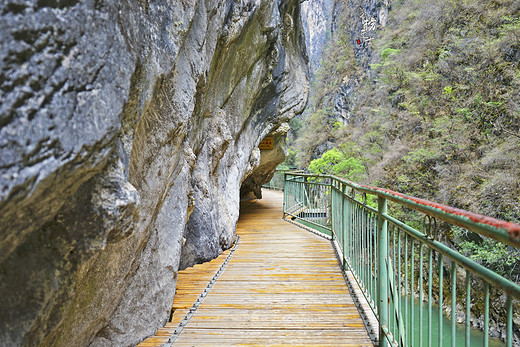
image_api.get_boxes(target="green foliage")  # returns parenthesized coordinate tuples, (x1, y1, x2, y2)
(289, 117, 304, 137)
(402, 148, 438, 164)
(332, 121, 344, 130)
(453, 227, 520, 279)
(284, 147, 297, 168)
(308, 148, 366, 181)
(381, 47, 401, 61)
(290, 0, 520, 233)
(442, 86, 455, 100)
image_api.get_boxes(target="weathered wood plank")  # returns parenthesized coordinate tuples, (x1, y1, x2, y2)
(138, 190, 373, 346)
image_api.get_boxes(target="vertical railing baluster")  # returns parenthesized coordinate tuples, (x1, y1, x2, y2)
(356, 204, 359, 281)
(405, 234, 409, 344)
(465, 270, 470, 347)
(428, 248, 432, 347)
(359, 205, 362, 290)
(352, 204, 361, 285)
(362, 209, 366, 294)
(370, 212, 373, 300)
(377, 196, 389, 347)
(392, 226, 397, 335)
(365, 209, 368, 297)
(342, 185, 347, 265)
(354, 205, 358, 287)
(361, 207, 364, 295)
(369, 212, 373, 300)
(354, 204, 358, 283)
(340, 184, 345, 257)
(372, 212, 376, 302)
(419, 244, 424, 347)
(411, 239, 415, 346)
(374, 210, 378, 310)
(398, 229, 402, 332)
(451, 264, 457, 347)
(484, 282, 489, 347)
(346, 190, 352, 272)
(363, 205, 367, 303)
(439, 254, 444, 347)
(506, 295, 512, 347)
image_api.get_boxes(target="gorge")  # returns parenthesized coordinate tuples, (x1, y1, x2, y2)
(2, 0, 519, 345)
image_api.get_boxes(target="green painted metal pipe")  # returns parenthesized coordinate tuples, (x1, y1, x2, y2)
(282, 172, 520, 347)
(452, 264, 457, 347)
(465, 270, 471, 347)
(507, 296, 513, 347)
(378, 196, 389, 347)
(291, 173, 520, 248)
(439, 254, 444, 347)
(419, 244, 424, 347)
(383, 213, 520, 299)
(484, 283, 489, 347)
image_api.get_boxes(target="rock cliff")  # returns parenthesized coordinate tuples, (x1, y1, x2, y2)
(301, 0, 334, 74)
(291, 0, 392, 166)
(332, 0, 391, 125)
(0, 1, 308, 346)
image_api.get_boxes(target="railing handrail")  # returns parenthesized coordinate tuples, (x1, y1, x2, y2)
(281, 171, 520, 346)
(284, 172, 520, 249)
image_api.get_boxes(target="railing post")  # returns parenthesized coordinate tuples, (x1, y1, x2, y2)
(330, 178, 334, 241)
(341, 182, 345, 263)
(283, 172, 287, 218)
(377, 196, 389, 347)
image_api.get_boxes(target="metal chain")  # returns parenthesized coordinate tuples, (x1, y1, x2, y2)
(162, 235, 241, 346)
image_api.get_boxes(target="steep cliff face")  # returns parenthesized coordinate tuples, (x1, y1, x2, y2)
(331, 0, 391, 125)
(293, 0, 391, 164)
(0, 1, 308, 346)
(301, 0, 334, 74)
(238, 124, 289, 201)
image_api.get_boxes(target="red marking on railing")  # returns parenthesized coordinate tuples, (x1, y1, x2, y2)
(363, 186, 520, 241)
(356, 39, 362, 45)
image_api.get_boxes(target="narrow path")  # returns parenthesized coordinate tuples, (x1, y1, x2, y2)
(140, 189, 373, 346)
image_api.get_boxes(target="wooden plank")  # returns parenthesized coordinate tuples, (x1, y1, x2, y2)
(175, 328, 373, 346)
(137, 240, 231, 346)
(137, 190, 373, 346)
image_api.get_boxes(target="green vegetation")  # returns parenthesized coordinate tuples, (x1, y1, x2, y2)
(308, 147, 366, 181)
(453, 226, 520, 280)
(289, 0, 520, 279)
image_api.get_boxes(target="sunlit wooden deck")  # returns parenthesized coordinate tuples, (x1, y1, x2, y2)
(138, 189, 373, 346)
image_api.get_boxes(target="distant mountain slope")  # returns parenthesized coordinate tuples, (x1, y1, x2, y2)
(296, 0, 520, 223)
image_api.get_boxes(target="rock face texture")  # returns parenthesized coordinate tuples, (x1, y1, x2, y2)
(301, 0, 334, 74)
(238, 125, 289, 201)
(332, 0, 391, 124)
(0, 1, 308, 346)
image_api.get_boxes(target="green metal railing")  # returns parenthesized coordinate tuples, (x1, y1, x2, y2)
(262, 168, 302, 191)
(282, 172, 520, 347)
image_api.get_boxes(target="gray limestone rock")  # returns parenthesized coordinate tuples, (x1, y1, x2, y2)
(0, 0, 308, 346)
(239, 123, 290, 200)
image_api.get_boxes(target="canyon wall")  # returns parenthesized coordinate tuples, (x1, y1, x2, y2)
(0, 1, 308, 345)
(329, 0, 391, 126)
(301, 0, 334, 74)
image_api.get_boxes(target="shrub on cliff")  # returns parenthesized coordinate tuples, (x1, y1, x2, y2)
(294, 0, 520, 225)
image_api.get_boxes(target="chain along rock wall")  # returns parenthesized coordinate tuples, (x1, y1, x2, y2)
(0, 1, 308, 345)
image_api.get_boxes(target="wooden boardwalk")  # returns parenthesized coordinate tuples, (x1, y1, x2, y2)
(138, 190, 373, 346)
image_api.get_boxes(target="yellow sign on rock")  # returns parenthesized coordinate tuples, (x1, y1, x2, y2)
(259, 137, 274, 150)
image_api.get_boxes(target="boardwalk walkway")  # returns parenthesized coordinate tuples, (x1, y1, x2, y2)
(139, 189, 373, 346)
